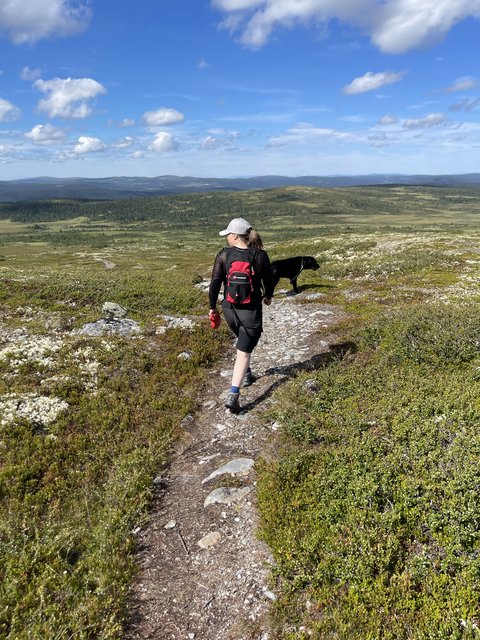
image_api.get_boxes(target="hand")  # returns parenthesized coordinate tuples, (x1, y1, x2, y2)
(263, 297, 272, 306)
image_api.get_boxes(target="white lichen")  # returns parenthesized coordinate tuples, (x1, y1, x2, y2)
(0, 335, 64, 369)
(0, 393, 69, 427)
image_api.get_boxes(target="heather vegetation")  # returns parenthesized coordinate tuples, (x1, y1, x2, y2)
(1, 185, 480, 638)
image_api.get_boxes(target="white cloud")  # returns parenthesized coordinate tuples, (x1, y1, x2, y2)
(212, 0, 480, 53)
(21, 66, 42, 81)
(446, 76, 480, 93)
(201, 136, 222, 150)
(219, 111, 292, 124)
(0, 0, 91, 44)
(0, 98, 21, 122)
(34, 77, 107, 119)
(368, 132, 389, 147)
(118, 118, 135, 128)
(343, 71, 406, 95)
(149, 131, 177, 152)
(213, 0, 362, 48)
(378, 114, 398, 125)
(74, 136, 106, 154)
(198, 58, 210, 69)
(113, 136, 135, 149)
(200, 135, 237, 150)
(142, 108, 184, 127)
(267, 122, 351, 146)
(449, 97, 480, 112)
(407, 100, 439, 110)
(371, 0, 480, 54)
(208, 128, 240, 137)
(403, 113, 447, 128)
(25, 123, 65, 145)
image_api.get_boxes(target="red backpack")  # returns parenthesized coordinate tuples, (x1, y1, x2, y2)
(225, 248, 257, 305)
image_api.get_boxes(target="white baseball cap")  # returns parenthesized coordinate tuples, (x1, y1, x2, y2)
(219, 217, 252, 236)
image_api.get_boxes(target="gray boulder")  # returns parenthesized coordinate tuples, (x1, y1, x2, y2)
(78, 318, 141, 337)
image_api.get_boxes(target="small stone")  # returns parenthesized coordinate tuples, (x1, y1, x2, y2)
(164, 520, 176, 529)
(202, 458, 255, 484)
(198, 453, 221, 465)
(204, 486, 252, 507)
(194, 279, 210, 292)
(102, 301, 127, 318)
(181, 413, 194, 428)
(188, 634, 195, 639)
(197, 531, 222, 549)
(303, 378, 319, 393)
(263, 587, 277, 601)
(177, 351, 192, 360)
(161, 315, 197, 330)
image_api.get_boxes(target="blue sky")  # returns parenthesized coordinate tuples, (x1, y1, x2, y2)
(0, 0, 479, 179)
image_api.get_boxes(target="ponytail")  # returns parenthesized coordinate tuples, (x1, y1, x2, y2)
(240, 228, 263, 250)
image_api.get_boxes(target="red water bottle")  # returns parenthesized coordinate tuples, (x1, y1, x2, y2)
(209, 309, 221, 329)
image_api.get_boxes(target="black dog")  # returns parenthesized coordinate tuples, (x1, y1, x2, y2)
(270, 256, 320, 294)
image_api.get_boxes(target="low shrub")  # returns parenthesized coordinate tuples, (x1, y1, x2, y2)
(361, 302, 480, 366)
(0, 327, 227, 639)
(259, 323, 480, 638)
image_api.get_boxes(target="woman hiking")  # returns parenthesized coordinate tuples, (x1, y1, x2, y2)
(209, 217, 274, 413)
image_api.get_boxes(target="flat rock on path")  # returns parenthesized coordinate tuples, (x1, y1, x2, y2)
(124, 293, 347, 640)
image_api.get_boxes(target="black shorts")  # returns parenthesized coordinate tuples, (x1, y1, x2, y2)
(222, 306, 263, 354)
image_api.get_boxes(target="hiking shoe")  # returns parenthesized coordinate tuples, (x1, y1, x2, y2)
(243, 370, 257, 387)
(225, 392, 241, 413)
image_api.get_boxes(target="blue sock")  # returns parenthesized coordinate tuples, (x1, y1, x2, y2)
(230, 386, 240, 394)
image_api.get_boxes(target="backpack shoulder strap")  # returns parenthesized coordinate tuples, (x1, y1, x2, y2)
(246, 246, 258, 268)
(224, 246, 240, 268)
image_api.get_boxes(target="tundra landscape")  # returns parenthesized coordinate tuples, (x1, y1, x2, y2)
(2, 185, 480, 639)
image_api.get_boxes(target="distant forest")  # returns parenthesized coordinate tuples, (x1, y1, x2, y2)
(1, 186, 479, 231)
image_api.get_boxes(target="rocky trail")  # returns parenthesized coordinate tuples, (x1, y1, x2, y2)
(125, 291, 348, 640)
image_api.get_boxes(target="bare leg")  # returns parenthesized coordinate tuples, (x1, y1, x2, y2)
(231, 350, 251, 388)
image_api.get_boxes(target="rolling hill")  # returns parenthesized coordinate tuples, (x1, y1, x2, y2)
(1, 173, 480, 202)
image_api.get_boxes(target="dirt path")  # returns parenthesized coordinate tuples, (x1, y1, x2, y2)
(125, 291, 347, 640)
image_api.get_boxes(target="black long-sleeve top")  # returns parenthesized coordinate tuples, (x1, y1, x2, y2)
(209, 247, 274, 310)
